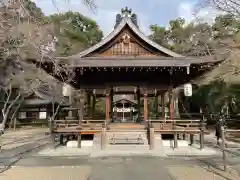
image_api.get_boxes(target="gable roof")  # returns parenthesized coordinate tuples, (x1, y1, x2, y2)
(113, 95, 136, 104)
(67, 16, 184, 59)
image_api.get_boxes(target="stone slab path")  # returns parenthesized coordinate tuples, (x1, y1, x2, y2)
(0, 166, 91, 180)
(1, 128, 48, 150)
(4, 156, 240, 180)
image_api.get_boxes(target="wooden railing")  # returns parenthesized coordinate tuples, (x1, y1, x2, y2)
(219, 128, 240, 171)
(145, 119, 205, 149)
(146, 119, 203, 129)
(53, 119, 106, 129)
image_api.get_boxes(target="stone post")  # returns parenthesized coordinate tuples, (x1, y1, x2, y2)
(101, 124, 107, 150)
(221, 126, 227, 171)
(200, 114, 205, 150)
(149, 124, 155, 150)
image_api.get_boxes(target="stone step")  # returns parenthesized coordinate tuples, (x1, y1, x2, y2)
(108, 131, 147, 135)
(108, 132, 148, 145)
(106, 144, 150, 150)
(109, 139, 145, 145)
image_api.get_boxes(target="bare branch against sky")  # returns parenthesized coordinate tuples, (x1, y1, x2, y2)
(197, 0, 240, 17)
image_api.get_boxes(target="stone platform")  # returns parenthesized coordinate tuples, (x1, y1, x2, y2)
(36, 132, 221, 157)
(37, 143, 220, 157)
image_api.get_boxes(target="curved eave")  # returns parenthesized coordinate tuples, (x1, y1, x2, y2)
(61, 17, 183, 59)
(65, 56, 223, 67)
(24, 98, 52, 105)
(34, 90, 67, 104)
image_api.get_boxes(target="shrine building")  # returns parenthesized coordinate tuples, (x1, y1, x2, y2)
(37, 8, 223, 147)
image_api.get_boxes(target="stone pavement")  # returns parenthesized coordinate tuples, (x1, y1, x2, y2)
(36, 143, 221, 157)
(0, 166, 91, 180)
(197, 133, 240, 157)
(203, 132, 240, 148)
(2, 128, 48, 150)
(0, 129, 240, 180)
(167, 165, 240, 180)
(2, 156, 239, 180)
(0, 128, 50, 169)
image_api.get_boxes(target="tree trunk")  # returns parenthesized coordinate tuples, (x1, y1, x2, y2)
(13, 117, 17, 131)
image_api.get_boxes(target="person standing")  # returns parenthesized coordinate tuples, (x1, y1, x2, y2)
(215, 115, 227, 146)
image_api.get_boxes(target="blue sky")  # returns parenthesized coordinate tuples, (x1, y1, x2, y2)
(33, 0, 217, 36)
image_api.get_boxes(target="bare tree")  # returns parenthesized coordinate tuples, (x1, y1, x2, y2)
(0, 0, 97, 135)
(195, 0, 240, 17)
(204, 0, 240, 17)
(0, 64, 45, 130)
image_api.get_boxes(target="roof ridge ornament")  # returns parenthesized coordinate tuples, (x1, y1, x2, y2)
(121, 7, 132, 18)
(114, 7, 138, 29)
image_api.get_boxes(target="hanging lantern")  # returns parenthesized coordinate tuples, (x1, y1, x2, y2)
(184, 83, 192, 97)
(62, 83, 72, 97)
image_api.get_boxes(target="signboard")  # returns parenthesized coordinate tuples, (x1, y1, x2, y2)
(113, 107, 135, 112)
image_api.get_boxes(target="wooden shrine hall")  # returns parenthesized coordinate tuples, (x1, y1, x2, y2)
(38, 7, 223, 148)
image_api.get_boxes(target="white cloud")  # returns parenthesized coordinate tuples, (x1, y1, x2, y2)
(178, 2, 195, 22)
(195, 7, 225, 24)
(178, 2, 224, 25)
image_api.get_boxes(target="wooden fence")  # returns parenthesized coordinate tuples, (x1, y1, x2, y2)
(220, 128, 240, 171)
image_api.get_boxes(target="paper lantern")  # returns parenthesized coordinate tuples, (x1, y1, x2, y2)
(39, 112, 47, 119)
(62, 83, 72, 97)
(184, 83, 192, 97)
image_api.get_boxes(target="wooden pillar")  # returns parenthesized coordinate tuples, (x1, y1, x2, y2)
(200, 112, 205, 150)
(86, 92, 91, 119)
(77, 90, 84, 148)
(169, 88, 174, 120)
(105, 90, 110, 122)
(77, 90, 84, 125)
(174, 93, 180, 118)
(170, 88, 177, 148)
(91, 94, 96, 120)
(155, 93, 159, 119)
(143, 92, 148, 121)
(137, 88, 141, 122)
(110, 89, 113, 121)
(161, 93, 165, 119)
